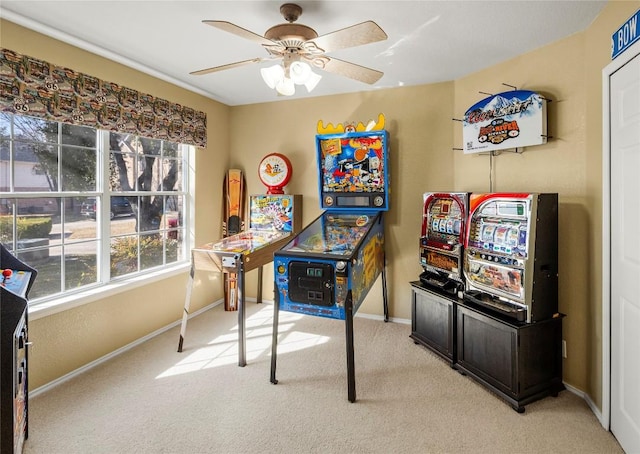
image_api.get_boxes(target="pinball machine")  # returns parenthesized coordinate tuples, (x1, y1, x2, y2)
(177, 162, 302, 367)
(270, 114, 389, 402)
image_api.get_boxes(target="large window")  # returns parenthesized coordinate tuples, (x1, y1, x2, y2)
(0, 113, 189, 304)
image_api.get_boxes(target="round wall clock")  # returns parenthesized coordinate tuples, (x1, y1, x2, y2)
(258, 153, 292, 194)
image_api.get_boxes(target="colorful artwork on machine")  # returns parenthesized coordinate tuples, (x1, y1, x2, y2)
(319, 134, 385, 194)
(462, 90, 547, 154)
(249, 194, 295, 232)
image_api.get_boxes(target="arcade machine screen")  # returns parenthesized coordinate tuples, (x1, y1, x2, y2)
(317, 130, 389, 211)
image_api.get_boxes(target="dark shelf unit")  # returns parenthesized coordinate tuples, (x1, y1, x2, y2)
(410, 281, 456, 364)
(410, 281, 564, 412)
(456, 302, 564, 412)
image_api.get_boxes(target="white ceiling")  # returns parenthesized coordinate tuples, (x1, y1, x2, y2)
(1, 0, 607, 106)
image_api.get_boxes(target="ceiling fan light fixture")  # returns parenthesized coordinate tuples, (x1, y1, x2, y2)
(290, 60, 312, 84)
(303, 71, 322, 93)
(192, 3, 388, 99)
(275, 76, 295, 96)
(260, 64, 285, 89)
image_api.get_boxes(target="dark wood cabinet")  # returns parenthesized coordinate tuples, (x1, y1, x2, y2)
(410, 281, 564, 412)
(455, 303, 564, 412)
(410, 282, 455, 364)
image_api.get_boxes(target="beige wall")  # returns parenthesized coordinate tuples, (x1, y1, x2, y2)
(2, 0, 638, 413)
(1, 20, 230, 388)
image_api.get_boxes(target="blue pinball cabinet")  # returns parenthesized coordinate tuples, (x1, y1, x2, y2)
(270, 118, 390, 402)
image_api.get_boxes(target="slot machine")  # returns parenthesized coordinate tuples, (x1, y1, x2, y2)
(463, 193, 558, 323)
(271, 116, 389, 402)
(419, 192, 470, 295)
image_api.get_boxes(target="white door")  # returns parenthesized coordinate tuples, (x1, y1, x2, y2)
(608, 44, 640, 453)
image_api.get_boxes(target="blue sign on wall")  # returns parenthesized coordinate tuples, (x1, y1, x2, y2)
(611, 8, 639, 59)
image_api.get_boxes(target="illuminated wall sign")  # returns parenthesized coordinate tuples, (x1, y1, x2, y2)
(462, 90, 547, 154)
(611, 8, 639, 60)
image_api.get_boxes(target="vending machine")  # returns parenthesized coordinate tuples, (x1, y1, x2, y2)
(463, 193, 558, 323)
(271, 115, 390, 402)
(419, 192, 470, 295)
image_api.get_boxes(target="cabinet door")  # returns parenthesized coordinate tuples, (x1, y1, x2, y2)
(518, 318, 563, 396)
(411, 287, 454, 361)
(457, 305, 517, 396)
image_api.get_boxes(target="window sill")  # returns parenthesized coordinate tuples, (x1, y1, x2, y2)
(28, 262, 191, 321)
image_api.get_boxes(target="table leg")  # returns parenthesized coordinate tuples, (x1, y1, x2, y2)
(238, 262, 246, 367)
(177, 261, 195, 352)
(257, 266, 263, 304)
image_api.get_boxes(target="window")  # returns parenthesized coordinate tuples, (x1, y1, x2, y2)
(0, 113, 190, 304)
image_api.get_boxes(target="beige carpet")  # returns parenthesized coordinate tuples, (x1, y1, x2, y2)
(24, 302, 622, 454)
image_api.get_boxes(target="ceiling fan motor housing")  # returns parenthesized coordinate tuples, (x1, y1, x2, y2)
(265, 23, 318, 47)
(266, 3, 318, 49)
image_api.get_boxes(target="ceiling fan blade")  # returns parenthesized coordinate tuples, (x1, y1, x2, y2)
(308, 21, 387, 53)
(320, 57, 384, 84)
(190, 57, 274, 76)
(202, 20, 275, 47)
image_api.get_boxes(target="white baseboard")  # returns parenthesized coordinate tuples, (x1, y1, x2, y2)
(30, 299, 223, 398)
(562, 381, 606, 428)
(355, 311, 411, 325)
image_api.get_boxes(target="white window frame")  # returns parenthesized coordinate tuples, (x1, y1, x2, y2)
(1, 114, 194, 319)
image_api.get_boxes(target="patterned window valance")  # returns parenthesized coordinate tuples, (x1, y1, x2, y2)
(0, 48, 207, 147)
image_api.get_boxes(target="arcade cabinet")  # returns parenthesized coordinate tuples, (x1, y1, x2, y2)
(1, 243, 37, 454)
(270, 114, 390, 402)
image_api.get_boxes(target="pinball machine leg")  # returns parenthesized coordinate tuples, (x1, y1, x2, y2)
(345, 291, 356, 403)
(270, 286, 280, 384)
(382, 254, 389, 322)
(177, 262, 195, 352)
(257, 266, 263, 304)
(237, 262, 246, 367)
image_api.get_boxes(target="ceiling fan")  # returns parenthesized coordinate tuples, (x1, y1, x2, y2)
(190, 3, 388, 95)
